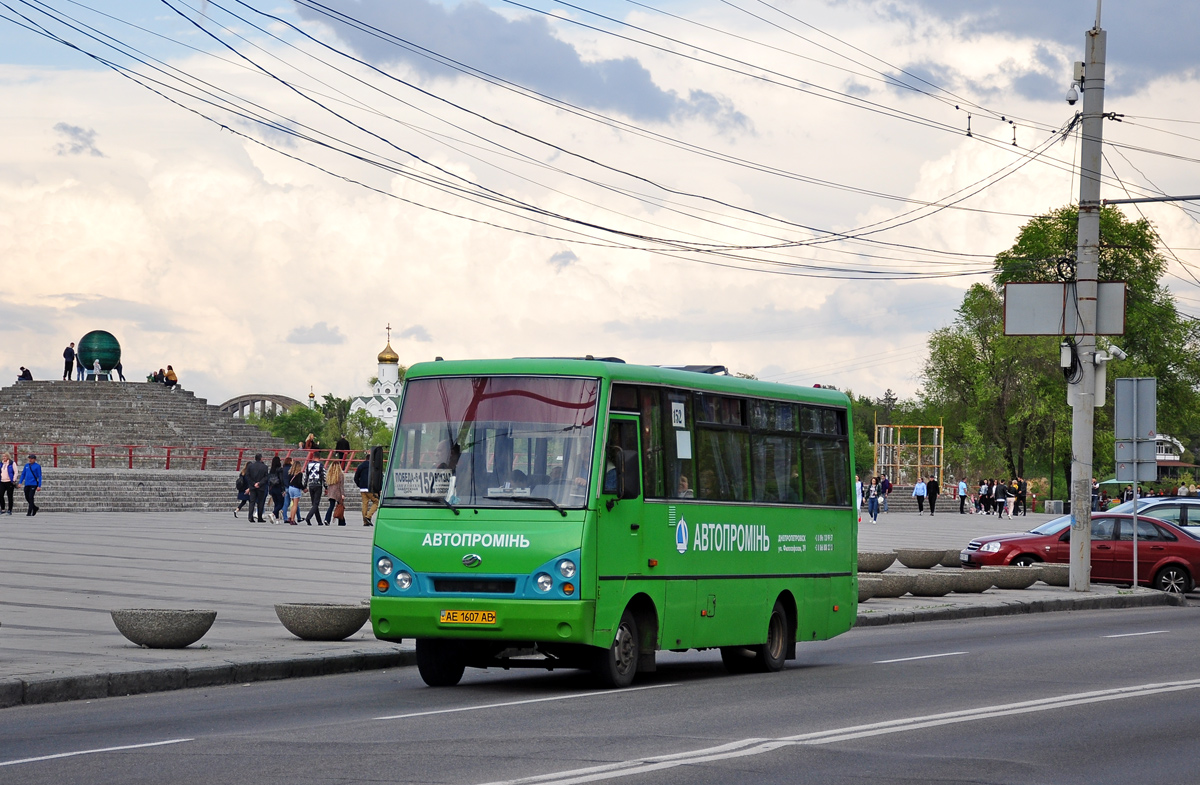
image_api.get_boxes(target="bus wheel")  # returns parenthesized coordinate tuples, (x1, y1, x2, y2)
(594, 609, 639, 688)
(416, 639, 465, 687)
(752, 601, 788, 673)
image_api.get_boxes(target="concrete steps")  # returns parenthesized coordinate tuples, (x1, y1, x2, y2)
(19, 469, 364, 514)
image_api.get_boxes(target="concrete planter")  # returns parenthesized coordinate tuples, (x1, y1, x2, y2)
(952, 568, 999, 593)
(895, 549, 946, 569)
(910, 571, 956, 597)
(858, 576, 882, 602)
(941, 549, 963, 568)
(1038, 563, 1071, 586)
(873, 572, 917, 598)
(992, 566, 1040, 590)
(110, 609, 216, 648)
(857, 551, 897, 573)
(274, 603, 371, 641)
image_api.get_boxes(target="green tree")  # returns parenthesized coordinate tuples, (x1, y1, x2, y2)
(923, 205, 1200, 482)
(265, 405, 327, 446)
(346, 410, 393, 450)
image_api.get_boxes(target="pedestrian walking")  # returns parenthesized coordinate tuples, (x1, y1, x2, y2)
(18, 454, 41, 516)
(244, 453, 269, 523)
(866, 477, 880, 524)
(979, 479, 990, 514)
(0, 452, 16, 514)
(1016, 477, 1028, 516)
(912, 477, 927, 514)
(233, 464, 250, 518)
(304, 454, 326, 525)
(958, 478, 968, 514)
(1006, 479, 1018, 519)
(324, 460, 346, 526)
(286, 461, 306, 523)
(994, 479, 1010, 519)
(62, 342, 76, 381)
(927, 476, 940, 515)
(355, 457, 377, 526)
(267, 456, 287, 522)
(880, 475, 891, 512)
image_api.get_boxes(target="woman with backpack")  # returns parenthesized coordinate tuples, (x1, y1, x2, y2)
(267, 456, 287, 523)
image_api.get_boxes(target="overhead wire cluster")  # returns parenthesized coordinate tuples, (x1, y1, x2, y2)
(0, 0, 1098, 280)
(2, 0, 1197, 291)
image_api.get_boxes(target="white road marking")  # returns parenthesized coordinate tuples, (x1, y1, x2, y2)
(375, 683, 677, 720)
(1104, 630, 1168, 638)
(477, 678, 1200, 785)
(0, 738, 193, 768)
(874, 651, 967, 664)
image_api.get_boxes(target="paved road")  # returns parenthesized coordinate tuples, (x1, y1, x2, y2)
(1, 605, 1196, 784)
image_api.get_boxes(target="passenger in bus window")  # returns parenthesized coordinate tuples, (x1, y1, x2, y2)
(677, 474, 694, 498)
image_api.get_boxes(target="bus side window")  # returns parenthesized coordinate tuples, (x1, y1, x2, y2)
(639, 388, 664, 497)
(663, 390, 695, 498)
(604, 419, 639, 496)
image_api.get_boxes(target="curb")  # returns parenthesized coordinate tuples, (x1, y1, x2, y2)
(854, 588, 1185, 627)
(0, 648, 416, 709)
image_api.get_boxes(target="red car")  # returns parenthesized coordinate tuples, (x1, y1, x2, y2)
(960, 514, 1198, 593)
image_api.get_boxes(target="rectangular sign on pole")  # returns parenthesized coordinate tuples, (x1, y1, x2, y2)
(1114, 378, 1157, 483)
(1003, 281, 1127, 336)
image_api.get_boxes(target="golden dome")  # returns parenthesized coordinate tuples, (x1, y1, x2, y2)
(377, 340, 400, 364)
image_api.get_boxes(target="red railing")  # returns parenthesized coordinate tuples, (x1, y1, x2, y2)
(0, 443, 389, 472)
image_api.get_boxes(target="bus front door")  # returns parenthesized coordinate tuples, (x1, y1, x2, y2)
(597, 416, 645, 585)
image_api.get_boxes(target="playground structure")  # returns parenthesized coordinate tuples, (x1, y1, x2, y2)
(874, 420, 943, 488)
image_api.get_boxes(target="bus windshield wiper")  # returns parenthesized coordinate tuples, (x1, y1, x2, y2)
(391, 495, 460, 515)
(489, 495, 568, 517)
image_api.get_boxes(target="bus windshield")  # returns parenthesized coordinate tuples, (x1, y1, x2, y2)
(386, 376, 600, 509)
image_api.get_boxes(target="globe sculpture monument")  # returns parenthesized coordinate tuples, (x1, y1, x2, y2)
(77, 330, 121, 375)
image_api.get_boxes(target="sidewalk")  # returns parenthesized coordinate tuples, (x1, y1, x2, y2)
(0, 510, 1188, 707)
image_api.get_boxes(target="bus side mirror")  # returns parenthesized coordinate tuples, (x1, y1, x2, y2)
(620, 450, 640, 500)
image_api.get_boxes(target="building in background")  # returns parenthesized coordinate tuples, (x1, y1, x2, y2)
(350, 327, 403, 423)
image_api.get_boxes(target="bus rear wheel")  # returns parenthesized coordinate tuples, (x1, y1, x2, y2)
(594, 609, 639, 688)
(721, 600, 789, 674)
(416, 639, 466, 687)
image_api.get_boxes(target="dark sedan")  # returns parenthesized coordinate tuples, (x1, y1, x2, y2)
(960, 514, 1199, 593)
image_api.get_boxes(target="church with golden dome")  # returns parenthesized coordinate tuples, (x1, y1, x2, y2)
(349, 326, 404, 422)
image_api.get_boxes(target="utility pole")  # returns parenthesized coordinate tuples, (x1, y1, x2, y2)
(1069, 7, 1106, 592)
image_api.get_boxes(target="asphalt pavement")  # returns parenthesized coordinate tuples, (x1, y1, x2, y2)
(0, 508, 1188, 708)
(0, 604, 1197, 784)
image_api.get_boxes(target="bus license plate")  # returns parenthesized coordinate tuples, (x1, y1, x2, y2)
(440, 609, 497, 625)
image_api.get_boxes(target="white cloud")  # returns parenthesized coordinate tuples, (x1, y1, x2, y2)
(287, 322, 347, 344)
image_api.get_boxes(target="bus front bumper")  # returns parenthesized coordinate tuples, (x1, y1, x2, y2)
(372, 597, 595, 645)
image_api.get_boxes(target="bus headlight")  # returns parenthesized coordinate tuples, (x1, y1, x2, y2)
(535, 573, 553, 592)
(395, 571, 412, 590)
(557, 559, 576, 579)
(377, 557, 393, 576)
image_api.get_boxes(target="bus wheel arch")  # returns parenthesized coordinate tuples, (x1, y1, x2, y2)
(626, 592, 659, 674)
(776, 591, 798, 661)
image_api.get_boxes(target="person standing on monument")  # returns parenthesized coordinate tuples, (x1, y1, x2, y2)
(303, 454, 326, 525)
(18, 454, 41, 516)
(0, 452, 16, 514)
(75, 352, 85, 381)
(62, 342, 76, 381)
(244, 453, 269, 523)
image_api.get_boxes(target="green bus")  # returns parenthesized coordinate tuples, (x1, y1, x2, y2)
(370, 358, 858, 687)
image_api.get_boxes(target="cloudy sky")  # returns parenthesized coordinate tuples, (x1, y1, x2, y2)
(2, 0, 1199, 408)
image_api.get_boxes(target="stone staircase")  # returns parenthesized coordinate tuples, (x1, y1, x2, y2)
(0, 381, 371, 514)
(16, 469, 363, 514)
